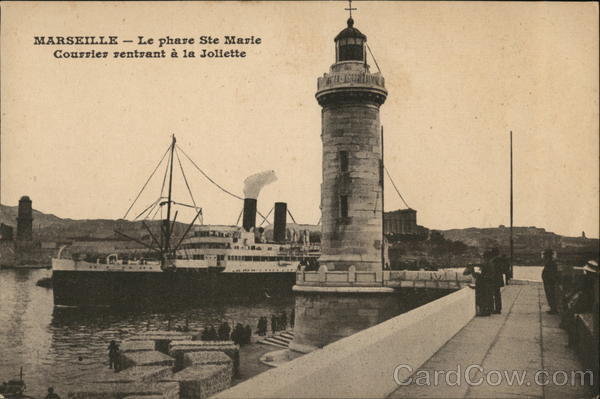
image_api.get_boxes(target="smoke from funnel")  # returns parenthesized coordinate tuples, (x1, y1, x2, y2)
(243, 170, 278, 199)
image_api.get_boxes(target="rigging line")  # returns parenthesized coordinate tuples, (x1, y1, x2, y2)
(366, 44, 382, 74)
(235, 208, 243, 226)
(123, 146, 171, 219)
(287, 209, 297, 224)
(259, 207, 274, 227)
(176, 144, 243, 200)
(175, 147, 197, 208)
(384, 166, 410, 209)
(159, 149, 171, 199)
(172, 201, 201, 209)
(134, 198, 160, 221)
(150, 202, 162, 220)
(257, 209, 270, 224)
(143, 198, 163, 221)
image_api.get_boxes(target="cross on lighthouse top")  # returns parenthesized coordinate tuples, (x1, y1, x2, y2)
(345, 0, 357, 19)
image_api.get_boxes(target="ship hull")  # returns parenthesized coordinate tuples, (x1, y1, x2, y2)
(52, 269, 296, 307)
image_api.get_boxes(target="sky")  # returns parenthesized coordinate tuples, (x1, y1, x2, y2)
(1, 1, 598, 238)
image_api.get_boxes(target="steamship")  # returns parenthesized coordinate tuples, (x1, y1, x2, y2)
(51, 136, 319, 307)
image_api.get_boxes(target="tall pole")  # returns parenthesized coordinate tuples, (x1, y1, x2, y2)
(509, 131, 514, 281)
(165, 135, 176, 260)
(381, 125, 385, 272)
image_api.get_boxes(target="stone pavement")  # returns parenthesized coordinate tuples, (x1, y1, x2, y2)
(390, 283, 594, 399)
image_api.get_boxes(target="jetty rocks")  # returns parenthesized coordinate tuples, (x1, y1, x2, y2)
(69, 331, 238, 399)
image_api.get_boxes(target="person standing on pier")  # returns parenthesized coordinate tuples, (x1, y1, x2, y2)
(490, 248, 504, 314)
(280, 311, 288, 330)
(44, 387, 61, 399)
(542, 249, 559, 314)
(464, 258, 490, 316)
(108, 340, 120, 371)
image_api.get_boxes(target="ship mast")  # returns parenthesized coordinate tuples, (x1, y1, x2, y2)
(164, 134, 176, 262)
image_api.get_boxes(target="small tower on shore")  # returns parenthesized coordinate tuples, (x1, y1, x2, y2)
(316, 17, 387, 271)
(16, 196, 33, 241)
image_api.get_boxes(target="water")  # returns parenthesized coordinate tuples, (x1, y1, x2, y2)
(513, 265, 542, 282)
(0, 268, 293, 398)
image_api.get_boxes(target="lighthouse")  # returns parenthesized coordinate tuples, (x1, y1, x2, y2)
(290, 15, 397, 354)
(316, 16, 387, 272)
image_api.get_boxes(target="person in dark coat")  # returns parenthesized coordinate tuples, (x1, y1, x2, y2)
(45, 387, 61, 399)
(232, 323, 245, 346)
(496, 254, 511, 286)
(489, 248, 505, 314)
(218, 322, 231, 341)
(271, 314, 278, 334)
(108, 340, 120, 371)
(200, 326, 210, 341)
(261, 317, 268, 336)
(280, 311, 288, 330)
(243, 325, 252, 345)
(290, 308, 295, 329)
(478, 252, 495, 317)
(541, 249, 559, 314)
(208, 325, 218, 341)
(464, 258, 490, 316)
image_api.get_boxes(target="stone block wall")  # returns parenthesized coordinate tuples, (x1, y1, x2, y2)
(168, 365, 232, 399)
(182, 351, 232, 369)
(120, 340, 155, 353)
(168, 341, 239, 375)
(120, 350, 174, 369)
(291, 289, 400, 352)
(71, 333, 234, 399)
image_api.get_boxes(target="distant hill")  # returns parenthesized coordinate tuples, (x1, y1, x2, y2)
(440, 226, 598, 254)
(0, 203, 320, 242)
(1, 204, 64, 229)
(0, 203, 190, 241)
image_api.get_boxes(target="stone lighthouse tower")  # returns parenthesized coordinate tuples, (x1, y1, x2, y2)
(290, 16, 397, 354)
(316, 17, 387, 272)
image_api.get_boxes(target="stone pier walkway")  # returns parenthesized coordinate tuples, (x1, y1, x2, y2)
(390, 283, 594, 399)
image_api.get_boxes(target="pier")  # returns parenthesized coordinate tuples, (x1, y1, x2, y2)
(215, 277, 596, 399)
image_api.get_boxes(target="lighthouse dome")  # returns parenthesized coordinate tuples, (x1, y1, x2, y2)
(335, 18, 367, 41)
(334, 18, 366, 62)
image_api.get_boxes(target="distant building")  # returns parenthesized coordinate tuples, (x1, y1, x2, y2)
(384, 208, 419, 236)
(16, 196, 33, 241)
(0, 223, 14, 241)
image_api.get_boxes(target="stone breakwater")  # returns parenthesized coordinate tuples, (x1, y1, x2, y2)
(69, 331, 238, 399)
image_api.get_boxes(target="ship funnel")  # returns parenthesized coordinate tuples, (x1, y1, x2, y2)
(242, 198, 257, 232)
(273, 202, 287, 243)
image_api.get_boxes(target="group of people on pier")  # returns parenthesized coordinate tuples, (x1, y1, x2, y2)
(256, 310, 294, 336)
(200, 322, 253, 346)
(463, 247, 511, 316)
(541, 250, 598, 345)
